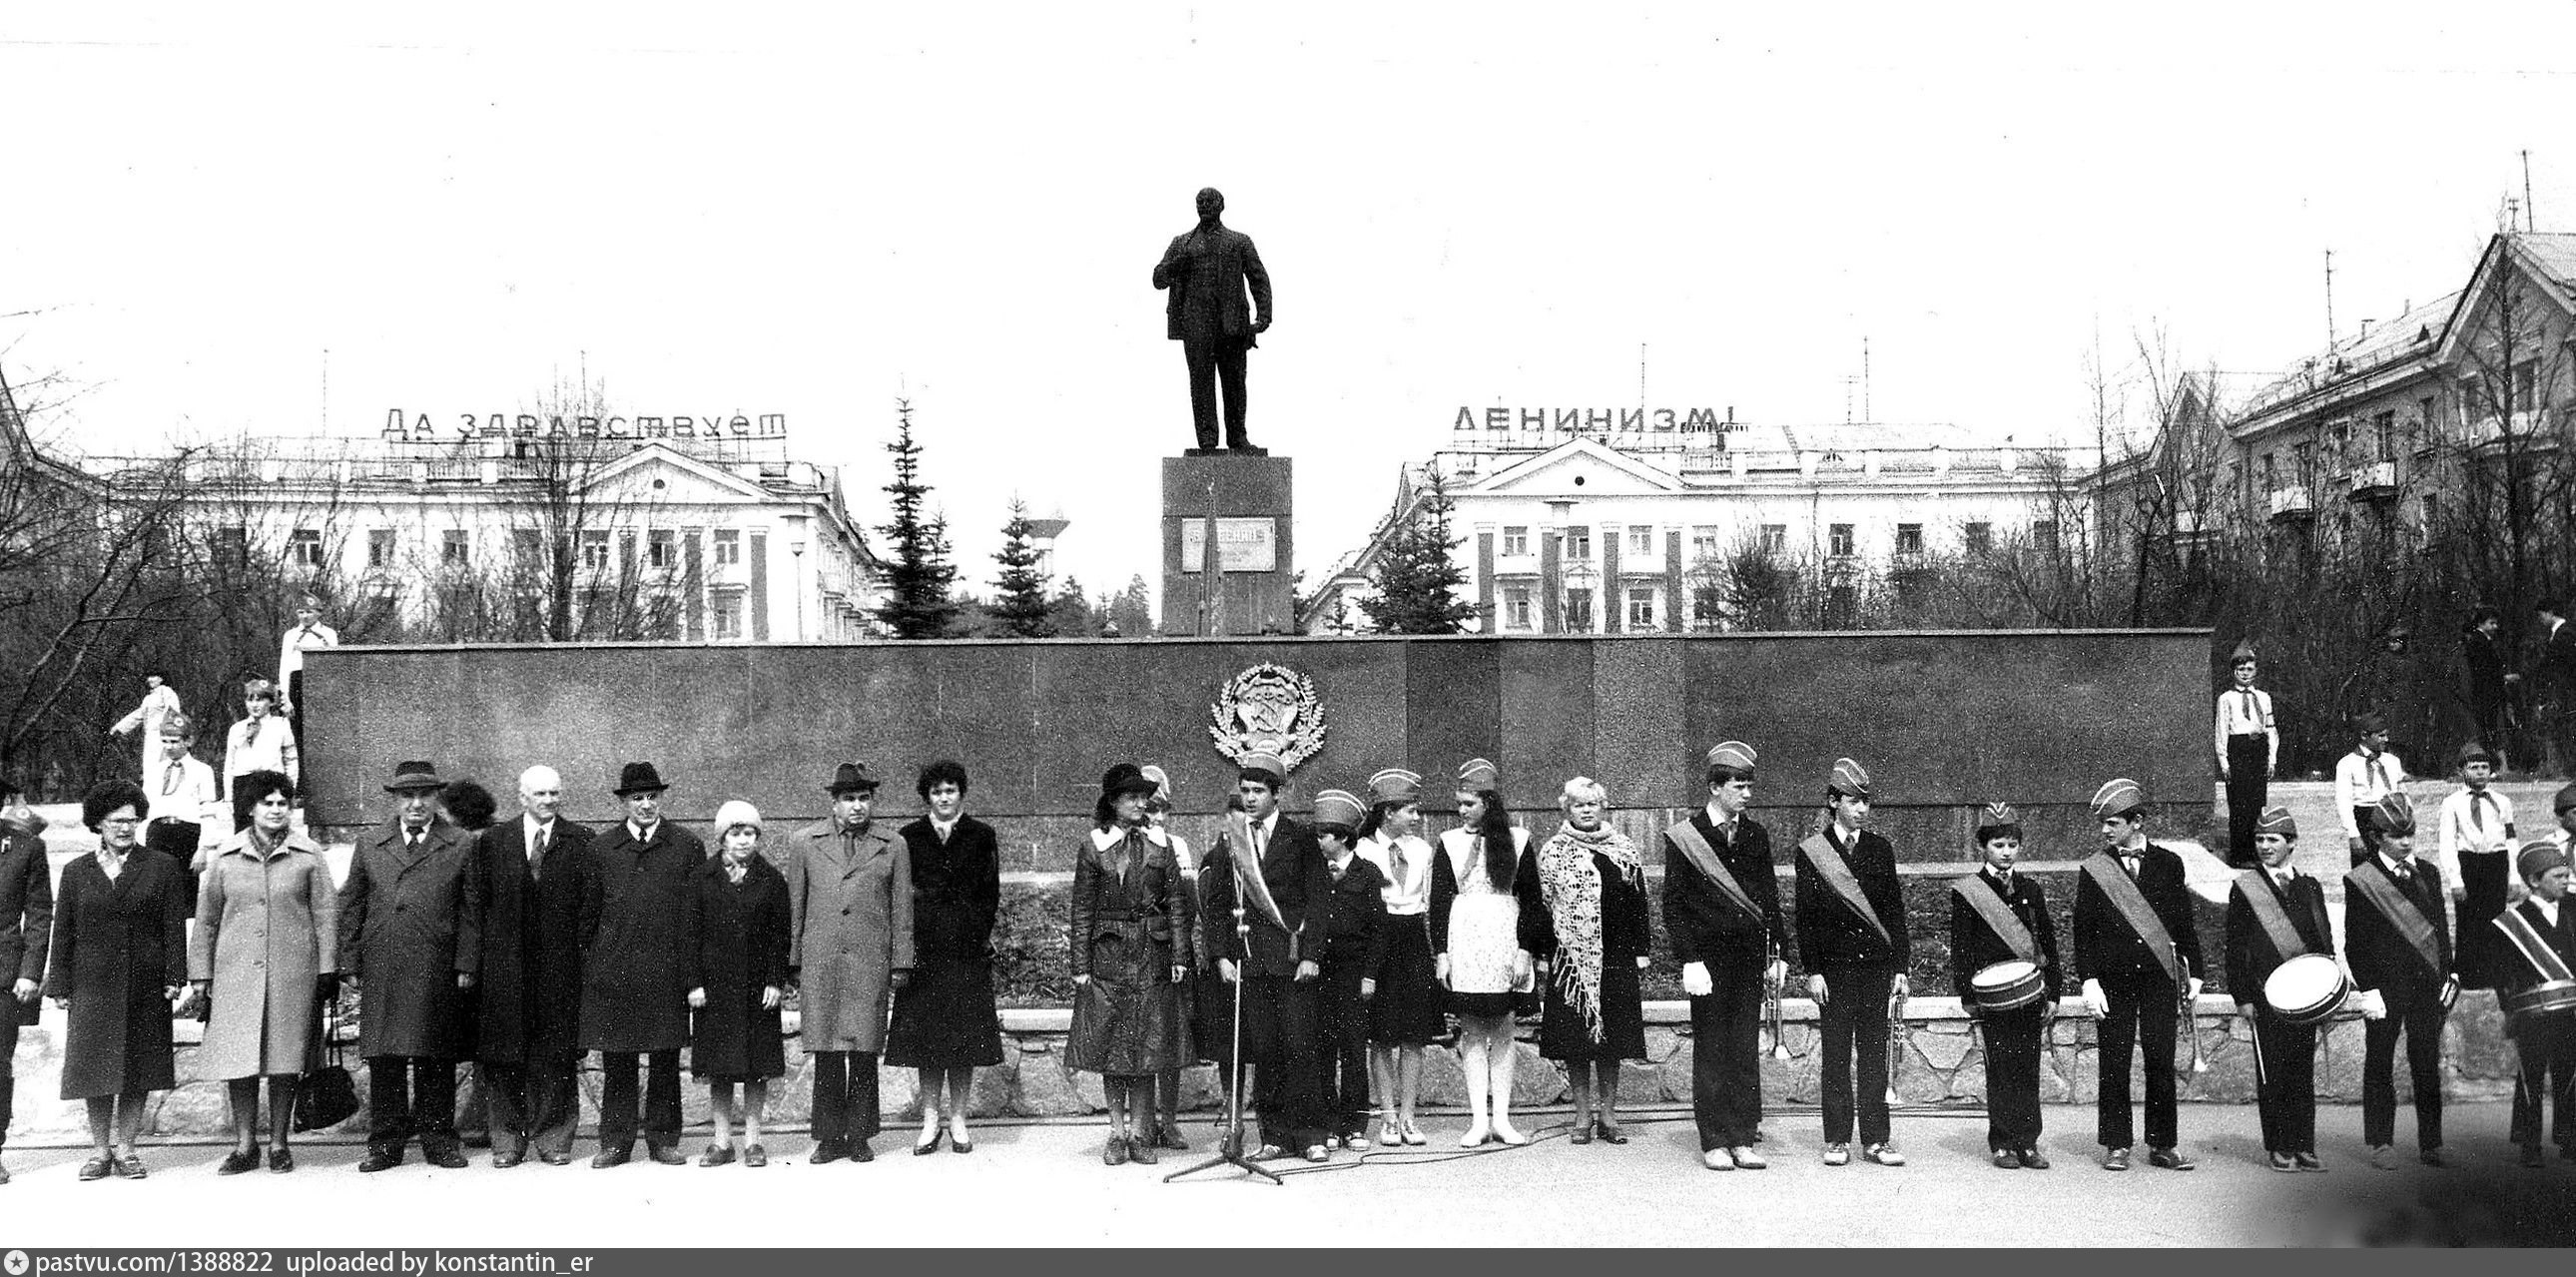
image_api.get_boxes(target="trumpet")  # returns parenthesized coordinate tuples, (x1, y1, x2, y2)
(2179, 945, 2207, 1075)
(1763, 938, 1792, 1060)
(1885, 984, 1906, 1106)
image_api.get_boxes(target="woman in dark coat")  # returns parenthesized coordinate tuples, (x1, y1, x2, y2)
(686, 801, 790, 1168)
(45, 781, 188, 1181)
(885, 760, 1005, 1154)
(2461, 606, 2516, 765)
(1516, 776, 1650, 1146)
(1067, 764, 1188, 1166)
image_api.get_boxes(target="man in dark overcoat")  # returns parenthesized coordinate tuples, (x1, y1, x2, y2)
(1202, 751, 1333, 1160)
(339, 760, 482, 1172)
(1152, 187, 1274, 454)
(472, 764, 597, 1167)
(1663, 741, 1788, 1172)
(0, 791, 52, 1185)
(581, 762, 704, 1167)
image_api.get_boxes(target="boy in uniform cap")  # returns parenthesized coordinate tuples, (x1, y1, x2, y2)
(2548, 783, 2576, 852)
(2436, 740, 2515, 988)
(1201, 750, 1334, 1161)
(1306, 789, 1388, 1150)
(2495, 842, 2576, 1166)
(1662, 741, 1788, 1171)
(2073, 778, 2204, 1171)
(2345, 791, 2456, 1168)
(2225, 806, 2333, 1172)
(1796, 758, 1908, 1168)
(1950, 802, 2058, 1169)
(583, 762, 707, 1167)
(2215, 641, 2278, 868)
(2335, 712, 2410, 868)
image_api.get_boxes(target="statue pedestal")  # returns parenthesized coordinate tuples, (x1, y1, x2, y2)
(1160, 453, 1294, 636)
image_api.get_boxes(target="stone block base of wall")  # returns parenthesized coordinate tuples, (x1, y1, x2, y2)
(2, 992, 2522, 1142)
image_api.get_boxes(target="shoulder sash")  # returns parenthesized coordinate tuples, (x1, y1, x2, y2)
(1797, 832, 1889, 948)
(2232, 871, 2309, 963)
(1663, 821, 1762, 928)
(1951, 876, 2037, 962)
(2493, 906, 2575, 984)
(2346, 861, 2445, 981)
(2080, 851, 2182, 984)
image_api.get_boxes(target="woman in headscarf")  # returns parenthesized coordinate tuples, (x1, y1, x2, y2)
(1066, 764, 1188, 1165)
(1518, 776, 1650, 1145)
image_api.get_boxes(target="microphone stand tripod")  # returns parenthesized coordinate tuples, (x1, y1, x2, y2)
(1166, 904, 1281, 1185)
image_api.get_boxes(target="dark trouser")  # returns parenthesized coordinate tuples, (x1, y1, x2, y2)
(2457, 852, 2509, 989)
(144, 819, 202, 903)
(2351, 807, 2377, 867)
(597, 1049, 682, 1151)
(1817, 963, 1894, 1147)
(1979, 1003, 2046, 1151)
(455, 1063, 487, 1141)
(366, 1056, 460, 1156)
(482, 1054, 579, 1158)
(1688, 960, 1764, 1151)
(2363, 991, 2446, 1149)
(2096, 968, 2180, 1150)
(0, 1005, 16, 1148)
(1316, 958, 1371, 1137)
(2511, 1012, 2576, 1149)
(809, 1050, 881, 1147)
(1180, 331, 1252, 450)
(1241, 972, 1326, 1150)
(2251, 1008, 2318, 1154)
(286, 670, 307, 757)
(2224, 737, 2268, 867)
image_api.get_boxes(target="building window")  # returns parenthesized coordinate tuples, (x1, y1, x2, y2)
(1895, 523, 1923, 555)
(1691, 585, 1722, 631)
(1963, 521, 1992, 554)
(2420, 493, 2438, 538)
(1626, 587, 1655, 629)
(1565, 527, 1593, 560)
(441, 529, 469, 566)
(1564, 587, 1595, 633)
(1689, 525, 1719, 563)
(1760, 524, 1786, 554)
(1503, 587, 1533, 631)
(2033, 520, 2060, 553)
(710, 593, 743, 640)
(2261, 453, 2277, 489)
(366, 529, 395, 569)
(647, 529, 677, 570)
(2373, 410, 2396, 461)
(2291, 442, 2314, 485)
(1828, 523, 1854, 557)
(2417, 395, 2437, 440)
(215, 526, 248, 571)
(290, 528, 323, 568)
(1626, 524, 1654, 556)
(513, 528, 542, 563)
(713, 528, 742, 566)
(579, 529, 611, 571)
(1502, 526, 1528, 557)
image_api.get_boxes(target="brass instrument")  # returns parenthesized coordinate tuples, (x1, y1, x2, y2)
(1884, 985, 1905, 1106)
(1763, 937, 1792, 1060)
(2180, 945, 2207, 1075)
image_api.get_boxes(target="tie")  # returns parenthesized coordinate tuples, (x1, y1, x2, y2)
(2241, 688, 2257, 724)
(2389, 861, 2410, 884)
(2471, 791, 2494, 834)
(530, 826, 548, 878)
(1253, 821, 1267, 861)
(1390, 841, 1407, 884)
(406, 831, 422, 854)
(2120, 853, 2142, 879)
(163, 761, 183, 795)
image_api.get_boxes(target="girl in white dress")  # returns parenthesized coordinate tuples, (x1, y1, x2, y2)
(1431, 757, 1534, 1147)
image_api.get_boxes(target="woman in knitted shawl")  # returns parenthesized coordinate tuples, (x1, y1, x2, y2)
(1515, 776, 1651, 1145)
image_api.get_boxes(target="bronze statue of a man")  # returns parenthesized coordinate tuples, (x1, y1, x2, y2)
(1153, 188, 1273, 455)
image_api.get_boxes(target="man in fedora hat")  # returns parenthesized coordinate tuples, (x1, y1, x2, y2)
(582, 762, 705, 1167)
(787, 762, 914, 1164)
(338, 761, 482, 1172)
(473, 765, 596, 1167)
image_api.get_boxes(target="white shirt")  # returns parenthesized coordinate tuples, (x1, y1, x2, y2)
(223, 715, 298, 786)
(1360, 834, 1433, 916)
(152, 754, 221, 824)
(2434, 786, 2516, 886)
(95, 844, 127, 883)
(279, 621, 339, 683)
(930, 816, 959, 843)
(113, 684, 182, 738)
(2213, 685, 2277, 763)
(627, 820, 660, 845)
(1247, 811, 1278, 858)
(2534, 897, 2562, 929)
(2333, 748, 2407, 841)
(522, 813, 558, 862)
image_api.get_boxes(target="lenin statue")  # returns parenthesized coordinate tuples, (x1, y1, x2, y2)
(1153, 188, 1274, 455)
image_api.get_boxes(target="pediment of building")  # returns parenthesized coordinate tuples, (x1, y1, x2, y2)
(1467, 438, 1683, 496)
(580, 444, 778, 505)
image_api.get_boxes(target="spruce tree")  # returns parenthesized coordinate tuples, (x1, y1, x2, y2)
(1360, 469, 1478, 635)
(871, 399, 961, 639)
(989, 499, 1057, 638)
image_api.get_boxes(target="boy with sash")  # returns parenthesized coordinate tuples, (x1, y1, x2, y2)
(2335, 711, 2409, 868)
(2344, 791, 2457, 1169)
(1796, 757, 1908, 1168)
(2073, 777, 2203, 1171)
(1949, 802, 2057, 1169)
(2495, 842, 2576, 1167)
(1661, 741, 1788, 1172)
(2224, 806, 2333, 1172)
(2215, 640, 2277, 868)
(1203, 750, 1333, 1162)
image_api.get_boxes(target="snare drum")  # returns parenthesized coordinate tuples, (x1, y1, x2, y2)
(1970, 959, 2048, 1011)
(2262, 953, 2350, 1024)
(2504, 979, 2576, 1021)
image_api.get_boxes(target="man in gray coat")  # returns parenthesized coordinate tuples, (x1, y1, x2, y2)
(339, 760, 481, 1172)
(788, 762, 914, 1164)
(1152, 187, 1273, 454)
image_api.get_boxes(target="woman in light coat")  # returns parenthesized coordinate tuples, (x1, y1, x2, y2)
(189, 770, 335, 1174)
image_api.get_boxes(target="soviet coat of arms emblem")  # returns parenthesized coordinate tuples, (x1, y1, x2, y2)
(1207, 662, 1327, 771)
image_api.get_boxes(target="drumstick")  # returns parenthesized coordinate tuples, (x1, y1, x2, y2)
(2248, 1014, 2265, 1090)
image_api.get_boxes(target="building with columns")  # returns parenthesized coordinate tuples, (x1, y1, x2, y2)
(1305, 419, 2094, 634)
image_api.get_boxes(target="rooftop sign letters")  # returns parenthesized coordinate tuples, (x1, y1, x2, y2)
(1454, 406, 1743, 434)
(384, 409, 788, 443)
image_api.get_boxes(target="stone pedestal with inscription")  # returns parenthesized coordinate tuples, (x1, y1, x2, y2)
(1160, 454, 1294, 636)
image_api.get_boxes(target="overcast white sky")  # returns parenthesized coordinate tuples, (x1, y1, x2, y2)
(3, 3, 2571, 599)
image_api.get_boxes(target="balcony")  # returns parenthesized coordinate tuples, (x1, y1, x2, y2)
(2266, 488, 2315, 523)
(2467, 410, 2559, 458)
(2345, 460, 2398, 502)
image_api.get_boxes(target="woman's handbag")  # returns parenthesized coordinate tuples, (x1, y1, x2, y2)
(293, 1007, 360, 1133)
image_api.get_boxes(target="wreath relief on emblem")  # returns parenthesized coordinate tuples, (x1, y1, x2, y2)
(1207, 662, 1327, 771)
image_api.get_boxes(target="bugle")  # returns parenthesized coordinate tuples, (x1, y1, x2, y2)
(1763, 938, 1792, 1060)
(2179, 945, 2207, 1074)
(1884, 985, 1905, 1106)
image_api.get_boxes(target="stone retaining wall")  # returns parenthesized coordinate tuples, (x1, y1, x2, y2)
(4, 993, 2517, 1142)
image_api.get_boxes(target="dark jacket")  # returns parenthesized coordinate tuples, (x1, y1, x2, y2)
(2224, 869, 2334, 1003)
(1948, 869, 2061, 1004)
(473, 818, 598, 1063)
(2493, 898, 2576, 996)
(897, 815, 1000, 965)
(2344, 856, 2454, 1001)
(0, 826, 51, 994)
(1203, 814, 1330, 977)
(1314, 854, 1390, 976)
(2462, 627, 2512, 721)
(682, 853, 791, 1079)
(581, 820, 705, 1052)
(1661, 809, 1786, 971)
(1153, 223, 1272, 342)
(45, 851, 188, 1098)
(1517, 843, 1651, 968)
(1793, 826, 1908, 970)
(2073, 843, 2205, 984)
(338, 821, 482, 1059)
